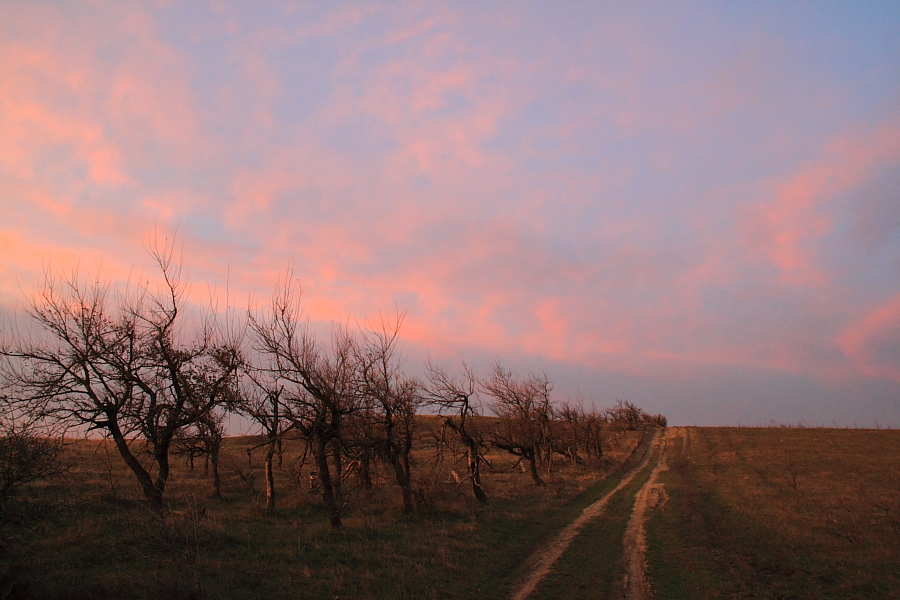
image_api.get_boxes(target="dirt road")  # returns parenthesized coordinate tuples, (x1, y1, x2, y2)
(508, 427, 677, 600)
(508, 429, 663, 600)
(620, 429, 672, 599)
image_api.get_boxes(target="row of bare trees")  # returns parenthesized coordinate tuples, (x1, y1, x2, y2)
(0, 253, 663, 527)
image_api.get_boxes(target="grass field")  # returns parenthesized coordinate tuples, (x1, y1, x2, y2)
(3, 425, 898, 599)
(0, 421, 649, 599)
(647, 427, 900, 599)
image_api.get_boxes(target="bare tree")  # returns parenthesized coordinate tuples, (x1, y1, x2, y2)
(556, 401, 585, 466)
(0, 245, 242, 516)
(424, 361, 488, 504)
(555, 400, 606, 465)
(237, 368, 293, 514)
(482, 363, 554, 487)
(608, 399, 645, 431)
(343, 393, 378, 492)
(0, 407, 63, 506)
(173, 407, 226, 497)
(357, 313, 420, 513)
(249, 277, 358, 528)
(173, 427, 206, 471)
(196, 408, 226, 499)
(581, 404, 606, 459)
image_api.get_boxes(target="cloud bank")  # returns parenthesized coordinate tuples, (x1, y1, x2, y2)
(2, 2, 898, 425)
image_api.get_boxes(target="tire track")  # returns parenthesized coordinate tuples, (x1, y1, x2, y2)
(509, 430, 662, 600)
(620, 429, 673, 600)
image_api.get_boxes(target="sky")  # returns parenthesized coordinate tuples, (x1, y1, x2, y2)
(1, 2, 899, 426)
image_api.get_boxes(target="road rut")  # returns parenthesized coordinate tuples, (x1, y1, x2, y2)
(620, 429, 672, 599)
(508, 430, 662, 600)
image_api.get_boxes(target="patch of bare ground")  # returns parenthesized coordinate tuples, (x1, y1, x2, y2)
(508, 429, 662, 600)
(620, 429, 673, 600)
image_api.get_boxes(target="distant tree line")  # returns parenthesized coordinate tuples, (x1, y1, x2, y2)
(0, 249, 665, 526)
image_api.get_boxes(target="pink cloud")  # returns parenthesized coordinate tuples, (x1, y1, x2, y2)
(2, 2, 897, 428)
(837, 295, 900, 382)
(0, 45, 131, 187)
(0, 5, 222, 285)
(743, 122, 900, 286)
(0, 4, 197, 175)
(0, 227, 148, 305)
(294, 5, 380, 41)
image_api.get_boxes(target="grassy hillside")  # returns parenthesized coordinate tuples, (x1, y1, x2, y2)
(6, 425, 895, 599)
(647, 427, 900, 599)
(0, 421, 650, 599)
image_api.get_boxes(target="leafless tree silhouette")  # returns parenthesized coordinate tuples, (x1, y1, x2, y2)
(555, 400, 607, 464)
(424, 361, 488, 504)
(482, 363, 554, 487)
(0, 242, 242, 516)
(357, 312, 421, 513)
(249, 275, 358, 528)
(0, 407, 63, 505)
(237, 367, 293, 514)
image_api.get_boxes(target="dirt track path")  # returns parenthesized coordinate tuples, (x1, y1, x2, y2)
(508, 430, 662, 600)
(620, 429, 673, 600)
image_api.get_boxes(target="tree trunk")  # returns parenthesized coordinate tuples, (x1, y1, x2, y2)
(526, 449, 544, 487)
(108, 422, 165, 517)
(468, 440, 488, 504)
(330, 438, 343, 508)
(544, 438, 553, 480)
(388, 451, 414, 513)
(446, 419, 488, 504)
(264, 439, 276, 514)
(359, 450, 373, 491)
(316, 438, 341, 528)
(211, 445, 222, 499)
(153, 448, 172, 513)
(146, 485, 165, 517)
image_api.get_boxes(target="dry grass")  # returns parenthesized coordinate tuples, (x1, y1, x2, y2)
(648, 427, 900, 599)
(703, 428, 900, 549)
(0, 420, 649, 599)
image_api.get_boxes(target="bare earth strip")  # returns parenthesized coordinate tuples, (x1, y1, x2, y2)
(509, 430, 662, 600)
(620, 429, 673, 600)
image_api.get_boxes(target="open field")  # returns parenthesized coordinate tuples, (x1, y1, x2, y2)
(2, 425, 898, 599)
(648, 427, 900, 599)
(0, 420, 650, 599)
(514, 426, 900, 600)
